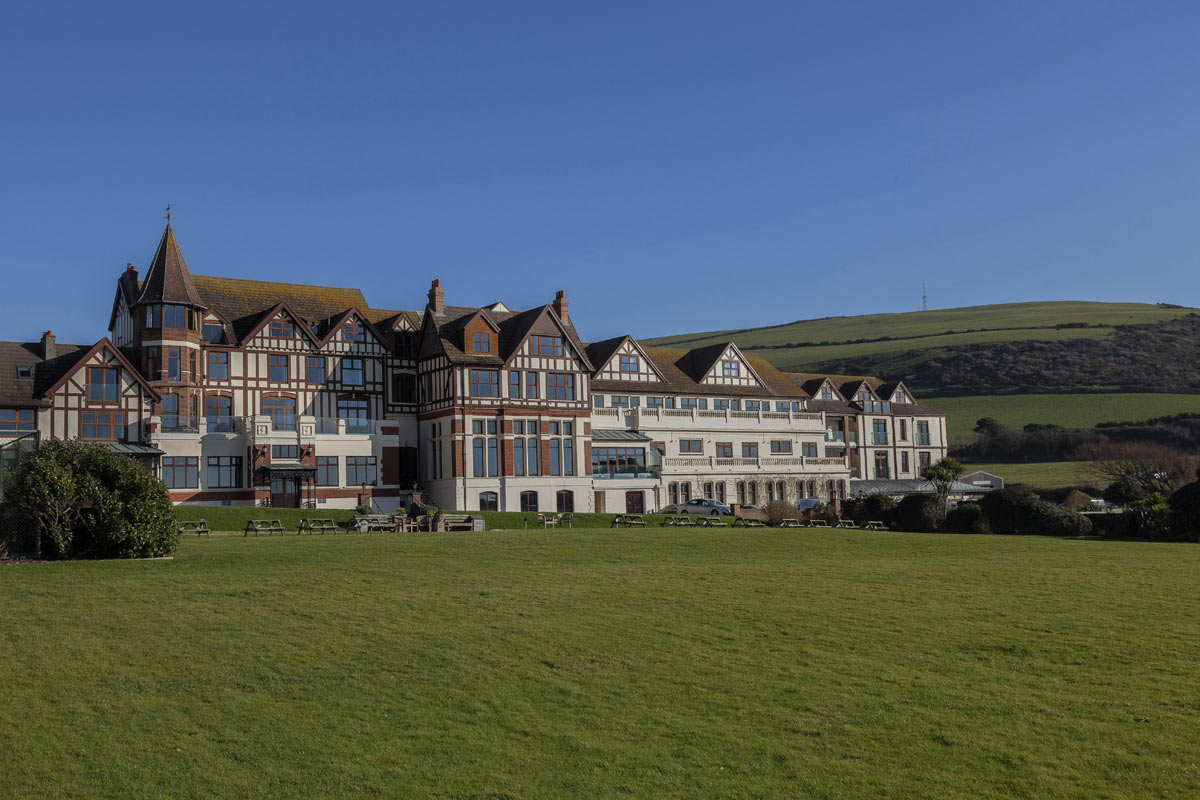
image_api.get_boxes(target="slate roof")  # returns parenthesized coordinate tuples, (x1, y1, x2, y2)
(786, 372, 945, 416)
(136, 225, 205, 307)
(0, 340, 94, 406)
(591, 428, 653, 441)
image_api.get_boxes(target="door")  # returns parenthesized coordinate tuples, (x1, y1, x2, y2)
(625, 491, 644, 514)
(270, 474, 299, 507)
(594, 491, 606, 513)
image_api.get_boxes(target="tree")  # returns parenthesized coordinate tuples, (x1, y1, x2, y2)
(920, 456, 964, 519)
(2, 439, 178, 559)
(1082, 441, 1198, 501)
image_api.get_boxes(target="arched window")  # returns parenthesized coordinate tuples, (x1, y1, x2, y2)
(479, 491, 498, 511)
(262, 394, 296, 431)
(668, 482, 679, 506)
(680, 483, 691, 502)
(797, 481, 806, 499)
(715, 482, 726, 503)
(556, 490, 573, 512)
(776, 481, 785, 502)
(838, 480, 846, 499)
(703, 481, 713, 499)
(520, 491, 538, 512)
(736, 481, 746, 506)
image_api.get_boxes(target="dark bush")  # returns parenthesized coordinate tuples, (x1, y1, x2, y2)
(943, 503, 989, 534)
(1040, 507, 1093, 538)
(1168, 481, 1200, 541)
(895, 495, 939, 532)
(2, 439, 177, 559)
(978, 488, 1049, 534)
(844, 494, 897, 526)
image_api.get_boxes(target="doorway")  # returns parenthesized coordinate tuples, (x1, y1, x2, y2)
(270, 474, 300, 508)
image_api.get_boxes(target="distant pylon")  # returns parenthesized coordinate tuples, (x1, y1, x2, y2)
(922, 283, 927, 311)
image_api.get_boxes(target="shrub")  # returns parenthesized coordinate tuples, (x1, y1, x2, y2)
(1040, 507, 1093, 538)
(943, 503, 989, 534)
(1168, 480, 1200, 541)
(764, 500, 802, 525)
(979, 488, 1050, 534)
(1, 439, 178, 559)
(895, 495, 940, 532)
(845, 495, 897, 526)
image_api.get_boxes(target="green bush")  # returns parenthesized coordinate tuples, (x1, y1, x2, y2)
(2, 439, 177, 559)
(896, 495, 940, 532)
(1040, 507, 1093, 538)
(943, 503, 989, 534)
(979, 488, 1050, 534)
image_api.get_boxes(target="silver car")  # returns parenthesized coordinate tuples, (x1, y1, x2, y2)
(675, 498, 733, 515)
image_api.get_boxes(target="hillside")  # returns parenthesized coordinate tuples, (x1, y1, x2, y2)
(644, 301, 1199, 395)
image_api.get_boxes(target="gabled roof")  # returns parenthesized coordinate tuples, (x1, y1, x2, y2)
(41, 339, 160, 401)
(317, 307, 391, 349)
(585, 335, 668, 381)
(235, 301, 325, 347)
(192, 275, 369, 324)
(0, 340, 91, 406)
(421, 303, 593, 371)
(786, 372, 944, 416)
(135, 224, 205, 307)
(590, 344, 806, 398)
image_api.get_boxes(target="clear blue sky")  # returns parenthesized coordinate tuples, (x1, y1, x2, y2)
(3, 1, 1198, 346)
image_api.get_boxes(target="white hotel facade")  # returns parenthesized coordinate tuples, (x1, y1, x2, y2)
(0, 224, 947, 513)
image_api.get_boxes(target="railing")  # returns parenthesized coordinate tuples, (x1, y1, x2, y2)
(715, 458, 758, 467)
(591, 465, 660, 480)
(160, 414, 199, 433)
(824, 432, 845, 443)
(205, 416, 234, 433)
(916, 435, 932, 445)
(872, 434, 889, 445)
(592, 408, 620, 417)
(661, 455, 849, 471)
(344, 418, 373, 435)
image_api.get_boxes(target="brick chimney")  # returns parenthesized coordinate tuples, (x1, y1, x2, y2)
(553, 290, 568, 322)
(427, 279, 445, 315)
(41, 330, 56, 361)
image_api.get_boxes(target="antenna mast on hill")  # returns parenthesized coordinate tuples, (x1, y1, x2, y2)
(922, 283, 927, 311)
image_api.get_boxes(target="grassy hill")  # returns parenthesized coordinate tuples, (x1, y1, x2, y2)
(645, 301, 1196, 379)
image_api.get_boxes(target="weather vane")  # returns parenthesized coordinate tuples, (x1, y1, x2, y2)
(165, 204, 172, 223)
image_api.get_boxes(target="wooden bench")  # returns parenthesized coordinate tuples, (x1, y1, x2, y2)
(611, 514, 646, 528)
(177, 519, 210, 536)
(244, 519, 285, 536)
(350, 514, 397, 533)
(862, 520, 890, 531)
(298, 518, 338, 535)
(695, 516, 727, 527)
(441, 514, 474, 531)
(733, 517, 766, 528)
(663, 515, 695, 527)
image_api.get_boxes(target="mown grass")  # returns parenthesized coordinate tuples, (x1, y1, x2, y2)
(3, 531, 1199, 798)
(933, 393, 1200, 444)
(963, 461, 1095, 489)
(646, 300, 1192, 351)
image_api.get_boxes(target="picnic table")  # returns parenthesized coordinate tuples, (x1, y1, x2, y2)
(611, 514, 646, 528)
(298, 518, 339, 535)
(350, 514, 397, 533)
(663, 515, 695, 527)
(177, 519, 210, 536)
(808, 520, 831, 528)
(862, 520, 890, 531)
(733, 517, 766, 528)
(695, 516, 727, 527)
(778, 518, 805, 528)
(244, 519, 285, 536)
(835, 520, 859, 529)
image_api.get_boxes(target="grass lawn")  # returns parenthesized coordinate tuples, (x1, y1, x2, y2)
(963, 461, 1095, 489)
(928, 393, 1200, 445)
(3, 530, 1199, 798)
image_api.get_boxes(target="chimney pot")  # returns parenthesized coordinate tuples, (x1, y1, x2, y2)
(552, 290, 568, 321)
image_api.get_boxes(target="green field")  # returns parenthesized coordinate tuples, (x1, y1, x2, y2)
(646, 300, 1192, 352)
(3, 531, 1199, 798)
(933, 393, 1200, 445)
(963, 461, 1094, 489)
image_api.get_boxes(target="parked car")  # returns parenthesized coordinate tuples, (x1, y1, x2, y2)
(675, 498, 733, 515)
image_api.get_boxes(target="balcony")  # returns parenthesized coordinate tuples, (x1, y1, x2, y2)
(872, 434, 889, 445)
(160, 414, 199, 433)
(624, 407, 826, 434)
(592, 465, 660, 480)
(916, 435, 932, 446)
(661, 455, 848, 473)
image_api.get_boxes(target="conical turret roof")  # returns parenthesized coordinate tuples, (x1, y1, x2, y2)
(135, 223, 205, 307)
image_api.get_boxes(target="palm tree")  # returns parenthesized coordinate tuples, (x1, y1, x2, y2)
(921, 457, 964, 519)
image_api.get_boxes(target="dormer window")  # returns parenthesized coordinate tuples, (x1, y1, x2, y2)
(202, 323, 224, 344)
(472, 332, 491, 353)
(620, 354, 639, 372)
(344, 323, 365, 342)
(16, 366, 32, 379)
(893, 389, 910, 404)
(856, 389, 872, 403)
(722, 360, 740, 377)
(87, 367, 120, 403)
(270, 320, 295, 338)
(533, 335, 564, 357)
(819, 385, 836, 400)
